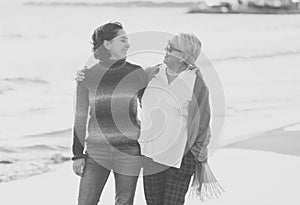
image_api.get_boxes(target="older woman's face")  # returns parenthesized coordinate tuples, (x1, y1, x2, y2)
(163, 36, 183, 68)
(107, 29, 130, 60)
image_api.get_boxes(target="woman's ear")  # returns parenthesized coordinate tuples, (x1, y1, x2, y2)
(103, 40, 111, 50)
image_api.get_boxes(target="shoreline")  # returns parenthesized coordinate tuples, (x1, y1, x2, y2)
(1, 121, 299, 184)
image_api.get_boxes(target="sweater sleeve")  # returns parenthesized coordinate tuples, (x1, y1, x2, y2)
(137, 66, 148, 104)
(145, 64, 161, 83)
(190, 72, 212, 162)
(72, 81, 89, 160)
(136, 65, 161, 106)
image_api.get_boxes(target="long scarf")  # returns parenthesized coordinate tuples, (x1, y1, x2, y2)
(190, 161, 224, 201)
(186, 68, 224, 201)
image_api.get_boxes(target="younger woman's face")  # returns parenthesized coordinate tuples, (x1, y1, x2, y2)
(107, 29, 130, 60)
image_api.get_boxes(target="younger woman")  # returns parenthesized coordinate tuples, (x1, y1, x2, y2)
(72, 22, 147, 205)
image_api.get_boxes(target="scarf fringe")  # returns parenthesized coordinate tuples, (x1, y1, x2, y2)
(189, 162, 224, 201)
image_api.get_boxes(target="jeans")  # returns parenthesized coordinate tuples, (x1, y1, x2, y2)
(77, 143, 142, 205)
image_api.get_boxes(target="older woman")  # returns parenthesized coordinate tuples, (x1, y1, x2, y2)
(140, 33, 222, 205)
(75, 33, 222, 205)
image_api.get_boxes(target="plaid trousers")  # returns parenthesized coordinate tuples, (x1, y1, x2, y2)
(143, 151, 197, 205)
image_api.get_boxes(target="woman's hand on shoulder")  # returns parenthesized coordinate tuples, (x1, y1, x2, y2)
(75, 66, 88, 82)
(145, 64, 162, 72)
(145, 64, 162, 77)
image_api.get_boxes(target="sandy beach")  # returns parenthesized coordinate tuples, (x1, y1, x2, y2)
(0, 124, 299, 205)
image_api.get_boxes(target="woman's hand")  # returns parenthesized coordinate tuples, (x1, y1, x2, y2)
(72, 158, 86, 177)
(75, 66, 88, 82)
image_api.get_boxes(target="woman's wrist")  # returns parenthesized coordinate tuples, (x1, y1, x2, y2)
(71, 154, 86, 161)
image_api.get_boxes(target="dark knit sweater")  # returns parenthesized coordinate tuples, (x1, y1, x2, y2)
(72, 59, 147, 160)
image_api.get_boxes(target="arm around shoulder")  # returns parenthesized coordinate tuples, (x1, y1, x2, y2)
(144, 64, 162, 83)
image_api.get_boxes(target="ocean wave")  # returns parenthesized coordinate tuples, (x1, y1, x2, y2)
(0, 144, 69, 154)
(0, 86, 14, 94)
(227, 104, 285, 114)
(23, 1, 190, 7)
(1, 33, 46, 39)
(211, 49, 300, 63)
(0, 153, 70, 183)
(1, 33, 24, 39)
(24, 1, 106, 6)
(24, 128, 72, 138)
(0, 160, 13, 164)
(0, 147, 17, 153)
(3, 77, 48, 84)
(20, 144, 60, 151)
(0, 163, 50, 183)
(49, 153, 70, 164)
(6, 144, 69, 152)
